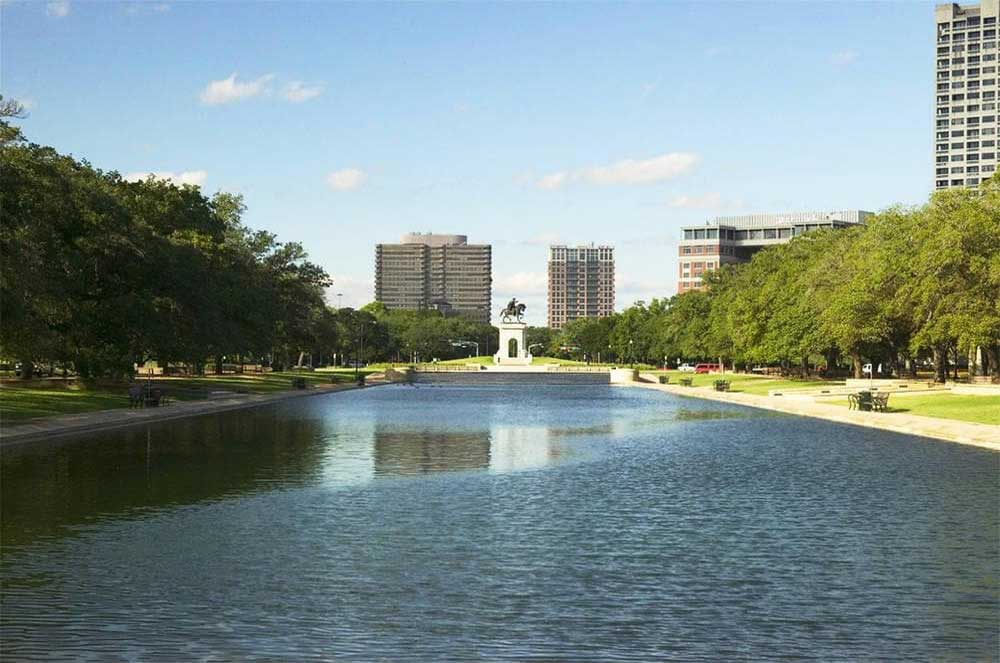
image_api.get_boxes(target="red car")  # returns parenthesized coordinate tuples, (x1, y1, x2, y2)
(694, 363, 720, 374)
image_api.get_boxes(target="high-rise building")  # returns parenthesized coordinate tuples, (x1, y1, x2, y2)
(375, 233, 492, 323)
(547, 244, 615, 329)
(935, 1, 999, 190)
(677, 210, 872, 293)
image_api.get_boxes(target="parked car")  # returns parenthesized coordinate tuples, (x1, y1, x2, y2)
(678, 363, 696, 372)
(694, 363, 721, 374)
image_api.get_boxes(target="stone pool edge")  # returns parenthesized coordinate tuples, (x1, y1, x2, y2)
(0, 381, 386, 447)
(627, 381, 1000, 452)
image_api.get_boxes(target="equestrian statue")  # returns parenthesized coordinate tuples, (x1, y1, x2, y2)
(500, 297, 526, 323)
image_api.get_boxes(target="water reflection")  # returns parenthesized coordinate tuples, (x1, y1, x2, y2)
(1, 385, 997, 661)
(1, 412, 330, 550)
(374, 426, 491, 475)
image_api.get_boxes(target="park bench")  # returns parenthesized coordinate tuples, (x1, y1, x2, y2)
(291, 377, 307, 390)
(872, 393, 890, 412)
(713, 380, 730, 392)
(679, 377, 693, 387)
(658, 375, 669, 384)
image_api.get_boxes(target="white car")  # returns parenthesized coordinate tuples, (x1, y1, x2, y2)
(678, 363, 696, 372)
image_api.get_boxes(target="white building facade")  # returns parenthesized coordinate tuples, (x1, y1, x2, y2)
(935, 1, 1000, 190)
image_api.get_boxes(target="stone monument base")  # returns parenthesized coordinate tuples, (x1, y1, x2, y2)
(494, 321, 532, 366)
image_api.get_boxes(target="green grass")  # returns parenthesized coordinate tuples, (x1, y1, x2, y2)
(158, 369, 372, 394)
(0, 385, 129, 422)
(435, 355, 592, 366)
(662, 370, 841, 395)
(827, 393, 1000, 425)
(0, 369, 377, 423)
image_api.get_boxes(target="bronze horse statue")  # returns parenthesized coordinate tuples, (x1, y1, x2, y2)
(500, 297, 526, 323)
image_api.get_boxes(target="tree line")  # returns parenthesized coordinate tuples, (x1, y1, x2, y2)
(547, 177, 999, 382)
(0, 115, 497, 378)
(3, 107, 996, 381)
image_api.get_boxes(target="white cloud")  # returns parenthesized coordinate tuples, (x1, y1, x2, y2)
(199, 73, 274, 106)
(669, 192, 723, 209)
(830, 49, 859, 66)
(615, 273, 670, 307)
(124, 170, 208, 187)
(327, 168, 367, 191)
(282, 81, 324, 103)
(536, 172, 568, 190)
(326, 277, 373, 310)
(493, 271, 548, 297)
(46, 1, 69, 17)
(537, 152, 699, 189)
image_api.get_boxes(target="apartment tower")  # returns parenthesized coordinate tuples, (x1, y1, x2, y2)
(375, 233, 492, 323)
(935, 1, 1000, 189)
(547, 245, 615, 329)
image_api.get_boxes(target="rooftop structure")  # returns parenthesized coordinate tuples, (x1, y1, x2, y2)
(677, 210, 873, 293)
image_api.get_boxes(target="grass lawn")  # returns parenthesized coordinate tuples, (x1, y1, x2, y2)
(662, 370, 841, 395)
(0, 385, 129, 423)
(826, 393, 1000, 426)
(435, 355, 593, 366)
(0, 369, 376, 423)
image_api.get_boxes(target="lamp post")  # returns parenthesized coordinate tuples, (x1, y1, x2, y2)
(355, 320, 365, 381)
(629, 339, 634, 368)
(337, 292, 343, 309)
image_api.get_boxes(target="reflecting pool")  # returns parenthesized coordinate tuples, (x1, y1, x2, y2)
(2, 384, 997, 660)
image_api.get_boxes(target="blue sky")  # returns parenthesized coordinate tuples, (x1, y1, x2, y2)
(3, 1, 934, 325)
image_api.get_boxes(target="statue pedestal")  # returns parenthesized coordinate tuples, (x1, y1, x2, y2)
(494, 322, 532, 365)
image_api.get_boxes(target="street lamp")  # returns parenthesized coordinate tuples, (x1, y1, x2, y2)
(355, 320, 365, 381)
(629, 339, 634, 368)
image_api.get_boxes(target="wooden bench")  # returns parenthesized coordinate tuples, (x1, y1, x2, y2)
(713, 380, 730, 392)
(658, 375, 670, 384)
(872, 393, 890, 412)
(679, 377, 693, 387)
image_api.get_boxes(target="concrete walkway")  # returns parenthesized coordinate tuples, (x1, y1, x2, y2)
(0, 382, 374, 447)
(632, 381, 1000, 452)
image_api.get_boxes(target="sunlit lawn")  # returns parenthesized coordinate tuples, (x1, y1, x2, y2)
(661, 370, 841, 395)
(0, 370, 375, 423)
(436, 355, 593, 366)
(825, 393, 1000, 426)
(0, 386, 129, 422)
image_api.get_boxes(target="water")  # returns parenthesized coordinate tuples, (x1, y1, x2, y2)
(1, 385, 997, 661)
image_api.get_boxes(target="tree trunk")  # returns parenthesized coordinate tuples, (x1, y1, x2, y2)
(933, 346, 947, 383)
(851, 352, 862, 379)
(987, 345, 1000, 384)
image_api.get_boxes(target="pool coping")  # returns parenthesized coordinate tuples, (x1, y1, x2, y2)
(0, 381, 384, 447)
(628, 381, 1000, 452)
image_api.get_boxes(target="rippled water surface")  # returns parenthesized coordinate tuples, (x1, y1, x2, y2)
(2, 385, 997, 661)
